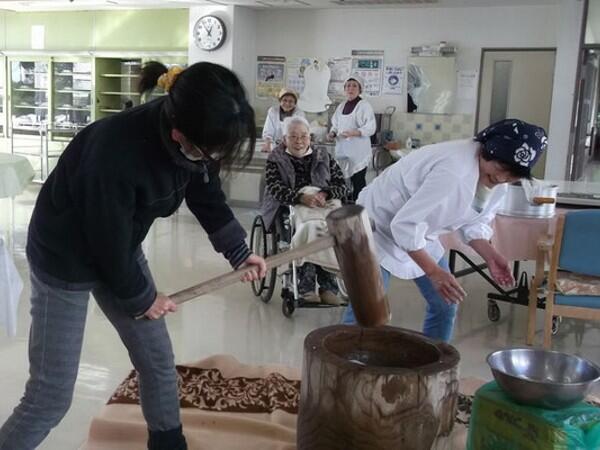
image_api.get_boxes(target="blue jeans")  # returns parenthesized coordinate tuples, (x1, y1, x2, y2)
(0, 252, 183, 450)
(342, 259, 458, 342)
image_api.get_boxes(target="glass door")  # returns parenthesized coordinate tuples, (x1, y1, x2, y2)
(52, 58, 93, 139)
(0, 57, 5, 137)
(10, 59, 49, 134)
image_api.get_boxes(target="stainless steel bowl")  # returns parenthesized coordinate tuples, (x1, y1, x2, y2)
(498, 182, 558, 218)
(487, 348, 600, 409)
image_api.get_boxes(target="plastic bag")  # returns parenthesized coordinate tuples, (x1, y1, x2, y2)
(467, 382, 600, 450)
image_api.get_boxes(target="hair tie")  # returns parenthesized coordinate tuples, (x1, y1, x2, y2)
(157, 66, 184, 92)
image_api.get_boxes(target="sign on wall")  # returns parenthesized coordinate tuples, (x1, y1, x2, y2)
(327, 57, 353, 98)
(351, 49, 384, 97)
(382, 65, 404, 95)
(256, 56, 286, 99)
(286, 57, 313, 95)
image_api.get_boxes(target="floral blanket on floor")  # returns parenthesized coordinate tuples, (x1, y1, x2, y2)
(108, 365, 300, 414)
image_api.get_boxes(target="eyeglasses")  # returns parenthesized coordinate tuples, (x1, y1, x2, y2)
(287, 134, 310, 141)
(196, 144, 229, 163)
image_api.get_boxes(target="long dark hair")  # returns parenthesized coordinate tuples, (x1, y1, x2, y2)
(139, 61, 256, 169)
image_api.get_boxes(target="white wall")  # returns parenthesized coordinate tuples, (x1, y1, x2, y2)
(546, 0, 586, 180)
(189, 6, 236, 67)
(231, 6, 257, 103)
(254, 5, 557, 115)
(189, 6, 257, 102)
(188, 3, 583, 179)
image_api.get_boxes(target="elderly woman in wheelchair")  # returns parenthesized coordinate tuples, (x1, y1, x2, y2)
(256, 116, 349, 312)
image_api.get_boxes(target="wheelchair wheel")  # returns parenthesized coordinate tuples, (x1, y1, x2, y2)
(372, 148, 394, 175)
(552, 316, 561, 335)
(249, 215, 278, 303)
(261, 226, 278, 304)
(281, 288, 295, 317)
(487, 300, 500, 322)
(250, 216, 267, 297)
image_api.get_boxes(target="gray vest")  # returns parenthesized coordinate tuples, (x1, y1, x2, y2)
(261, 145, 332, 230)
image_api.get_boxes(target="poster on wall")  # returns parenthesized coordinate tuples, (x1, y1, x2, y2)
(351, 50, 384, 97)
(286, 57, 314, 95)
(256, 56, 286, 99)
(382, 65, 404, 95)
(457, 70, 478, 101)
(327, 57, 353, 98)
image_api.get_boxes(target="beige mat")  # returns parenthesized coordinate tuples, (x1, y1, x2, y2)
(86, 356, 600, 450)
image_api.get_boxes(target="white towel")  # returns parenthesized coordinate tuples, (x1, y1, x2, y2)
(0, 237, 23, 337)
(290, 187, 341, 271)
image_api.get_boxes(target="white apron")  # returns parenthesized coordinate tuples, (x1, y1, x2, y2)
(334, 111, 372, 178)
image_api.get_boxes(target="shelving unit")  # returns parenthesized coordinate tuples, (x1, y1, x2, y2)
(3, 52, 186, 180)
(52, 58, 93, 140)
(95, 56, 186, 117)
(94, 58, 142, 120)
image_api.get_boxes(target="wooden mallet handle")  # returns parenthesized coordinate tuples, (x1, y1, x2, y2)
(169, 205, 390, 328)
(169, 235, 335, 305)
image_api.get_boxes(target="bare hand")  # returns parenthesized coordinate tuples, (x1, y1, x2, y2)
(340, 129, 361, 138)
(487, 254, 515, 288)
(144, 293, 177, 320)
(261, 141, 272, 152)
(327, 131, 336, 141)
(428, 268, 467, 304)
(301, 193, 326, 208)
(315, 192, 327, 206)
(239, 254, 267, 282)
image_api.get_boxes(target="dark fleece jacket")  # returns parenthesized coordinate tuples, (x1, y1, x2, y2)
(26, 97, 249, 317)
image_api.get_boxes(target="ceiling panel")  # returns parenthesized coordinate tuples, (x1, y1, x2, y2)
(0, 0, 558, 12)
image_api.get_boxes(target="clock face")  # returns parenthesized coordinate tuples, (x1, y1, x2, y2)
(193, 15, 226, 51)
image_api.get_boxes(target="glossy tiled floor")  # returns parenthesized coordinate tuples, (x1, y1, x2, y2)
(0, 185, 599, 449)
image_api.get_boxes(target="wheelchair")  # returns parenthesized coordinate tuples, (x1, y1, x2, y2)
(249, 206, 346, 317)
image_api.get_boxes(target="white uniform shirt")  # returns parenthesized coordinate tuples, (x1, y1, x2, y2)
(357, 139, 507, 279)
(330, 99, 376, 178)
(262, 106, 305, 145)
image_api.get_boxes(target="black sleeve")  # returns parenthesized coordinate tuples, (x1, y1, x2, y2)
(185, 164, 250, 269)
(79, 171, 155, 317)
(265, 160, 300, 205)
(322, 158, 350, 201)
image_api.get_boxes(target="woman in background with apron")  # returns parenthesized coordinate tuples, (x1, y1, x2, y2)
(328, 75, 376, 201)
(262, 88, 305, 152)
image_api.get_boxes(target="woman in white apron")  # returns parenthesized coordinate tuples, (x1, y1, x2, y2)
(343, 119, 548, 342)
(262, 88, 305, 152)
(328, 75, 376, 201)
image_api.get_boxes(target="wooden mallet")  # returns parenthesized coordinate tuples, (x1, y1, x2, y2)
(169, 204, 390, 327)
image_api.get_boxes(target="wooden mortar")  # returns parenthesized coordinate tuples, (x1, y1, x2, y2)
(297, 325, 460, 450)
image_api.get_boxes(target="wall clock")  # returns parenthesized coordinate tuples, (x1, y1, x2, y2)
(193, 15, 226, 51)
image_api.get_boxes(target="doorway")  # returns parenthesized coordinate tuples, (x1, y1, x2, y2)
(570, 46, 600, 181)
(477, 49, 557, 179)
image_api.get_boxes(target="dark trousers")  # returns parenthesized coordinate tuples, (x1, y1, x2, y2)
(0, 252, 186, 450)
(297, 263, 339, 296)
(350, 168, 367, 201)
